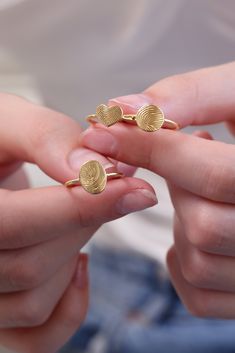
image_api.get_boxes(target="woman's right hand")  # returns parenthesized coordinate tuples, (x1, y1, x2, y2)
(0, 93, 157, 353)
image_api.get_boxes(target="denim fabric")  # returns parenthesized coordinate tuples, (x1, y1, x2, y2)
(60, 246, 235, 353)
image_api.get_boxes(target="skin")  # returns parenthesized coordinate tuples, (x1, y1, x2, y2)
(0, 93, 157, 353)
(81, 61, 235, 319)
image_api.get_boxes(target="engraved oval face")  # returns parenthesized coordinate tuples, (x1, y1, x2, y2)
(79, 160, 107, 194)
(135, 105, 164, 132)
(96, 104, 123, 126)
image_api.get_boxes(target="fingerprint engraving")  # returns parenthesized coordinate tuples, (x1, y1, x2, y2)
(96, 104, 123, 126)
(79, 160, 107, 194)
(136, 105, 164, 132)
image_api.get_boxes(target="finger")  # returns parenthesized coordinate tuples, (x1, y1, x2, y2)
(167, 129, 235, 255)
(0, 256, 78, 328)
(0, 254, 88, 353)
(108, 61, 235, 127)
(0, 174, 157, 249)
(81, 123, 235, 203)
(172, 215, 235, 292)
(167, 246, 235, 319)
(0, 93, 81, 182)
(168, 184, 235, 256)
(0, 228, 93, 292)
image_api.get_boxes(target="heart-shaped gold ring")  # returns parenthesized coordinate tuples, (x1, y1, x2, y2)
(86, 104, 179, 132)
(87, 104, 123, 127)
(65, 160, 123, 194)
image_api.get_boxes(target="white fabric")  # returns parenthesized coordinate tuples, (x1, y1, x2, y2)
(0, 0, 234, 264)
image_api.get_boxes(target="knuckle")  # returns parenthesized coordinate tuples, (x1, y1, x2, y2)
(78, 209, 94, 228)
(73, 203, 92, 228)
(181, 250, 211, 288)
(70, 193, 97, 227)
(186, 204, 216, 251)
(201, 161, 235, 202)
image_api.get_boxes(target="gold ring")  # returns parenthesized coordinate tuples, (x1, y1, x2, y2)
(65, 160, 123, 194)
(86, 104, 179, 132)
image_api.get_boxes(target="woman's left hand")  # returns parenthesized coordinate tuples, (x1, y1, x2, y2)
(81, 62, 235, 318)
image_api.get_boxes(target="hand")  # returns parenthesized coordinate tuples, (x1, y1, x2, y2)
(0, 93, 157, 353)
(81, 61, 235, 318)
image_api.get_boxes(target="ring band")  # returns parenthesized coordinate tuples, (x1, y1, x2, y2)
(86, 104, 179, 132)
(65, 160, 123, 194)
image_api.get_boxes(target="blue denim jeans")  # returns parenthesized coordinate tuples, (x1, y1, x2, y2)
(60, 246, 235, 353)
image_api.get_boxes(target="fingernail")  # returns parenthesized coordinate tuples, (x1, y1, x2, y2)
(109, 93, 151, 113)
(68, 147, 114, 171)
(82, 128, 118, 156)
(74, 253, 89, 289)
(116, 189, 158, 215)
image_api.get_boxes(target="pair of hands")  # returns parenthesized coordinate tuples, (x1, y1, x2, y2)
(0, 61, 234, 352)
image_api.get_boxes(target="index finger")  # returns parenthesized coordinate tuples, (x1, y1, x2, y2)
(0, 94, 81, 182)
(0, 174, 156, 249)
(81, 124, 235, 203)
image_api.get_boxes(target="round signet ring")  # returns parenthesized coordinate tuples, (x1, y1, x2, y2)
(123, 105, 179, 132)
(65, 160, 123, 194)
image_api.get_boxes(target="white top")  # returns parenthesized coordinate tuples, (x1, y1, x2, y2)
(0, 0, 234, 264)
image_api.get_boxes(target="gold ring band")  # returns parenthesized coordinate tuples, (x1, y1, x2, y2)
(86, 104, 179, 132)
(65, 160, 123, 194)
(122, 114, 178, 130)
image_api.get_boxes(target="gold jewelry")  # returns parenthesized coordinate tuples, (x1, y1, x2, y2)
(87, 104, 123, 127)
(86, 104, 179, 132)
(65, 160, 123, 194)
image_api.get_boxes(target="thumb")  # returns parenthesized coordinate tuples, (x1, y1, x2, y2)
(109, 62, 235, 128)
